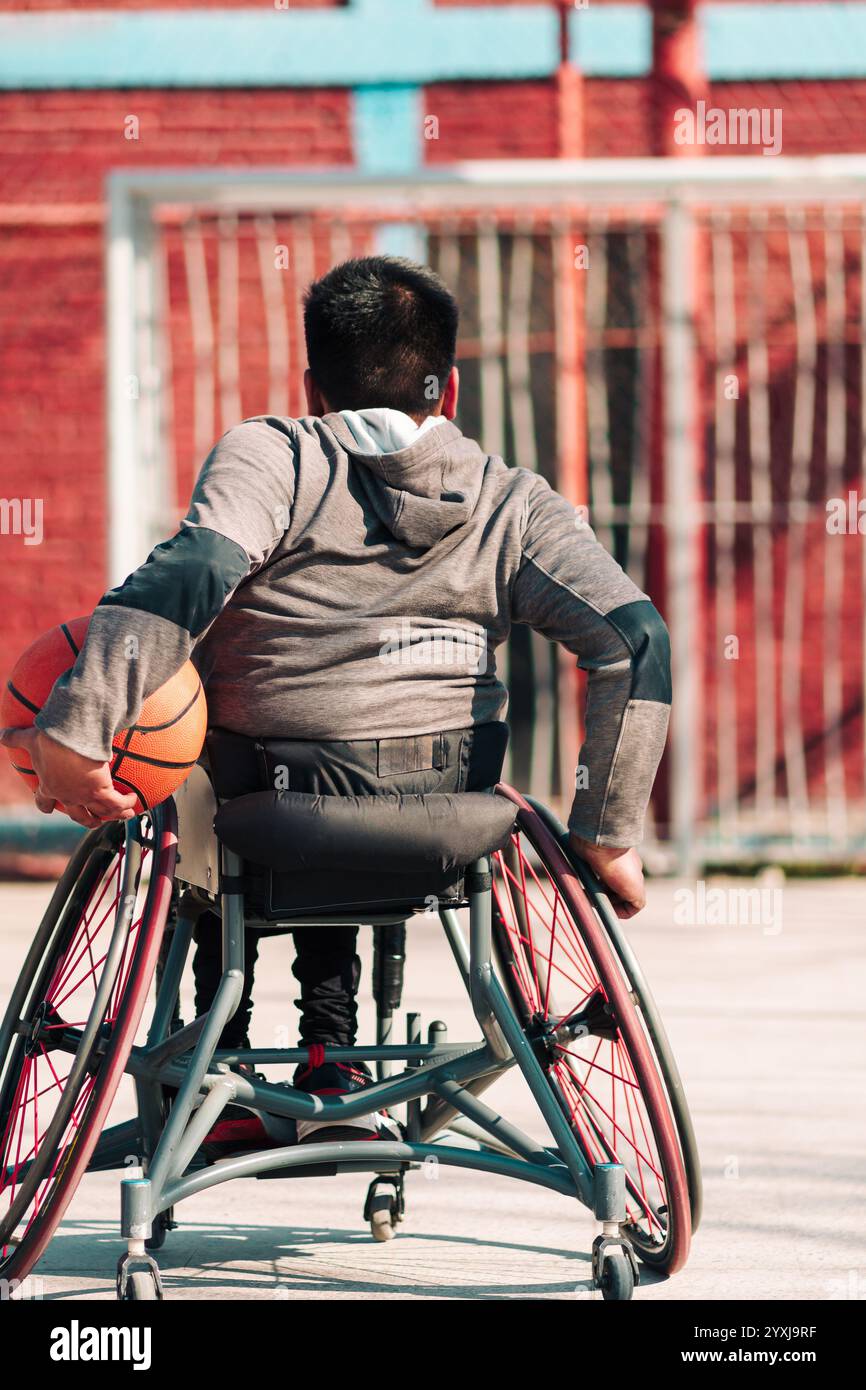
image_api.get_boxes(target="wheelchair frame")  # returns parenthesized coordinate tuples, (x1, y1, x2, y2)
(116, 833, 637, 1293)
(1, 779, 700, 1301)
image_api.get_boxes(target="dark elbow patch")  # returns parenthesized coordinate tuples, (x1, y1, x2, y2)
(99, 527, 250, 638)
(605, 599, 672, 704)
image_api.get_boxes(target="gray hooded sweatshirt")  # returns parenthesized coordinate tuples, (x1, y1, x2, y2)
(36, 412, 671, 846)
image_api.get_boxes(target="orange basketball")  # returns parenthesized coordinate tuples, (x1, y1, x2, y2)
(1, 615, 207, 814)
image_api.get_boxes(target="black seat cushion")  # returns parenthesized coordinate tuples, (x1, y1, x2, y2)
(214, 790, 517, 876)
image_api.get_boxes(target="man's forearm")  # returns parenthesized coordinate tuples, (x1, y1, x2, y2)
(511, 477, 671, 850)
(35, 606, 192, 761)
(568, 600, 671, 847)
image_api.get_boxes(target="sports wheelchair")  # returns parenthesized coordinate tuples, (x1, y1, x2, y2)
(0, 767, 701, 1302)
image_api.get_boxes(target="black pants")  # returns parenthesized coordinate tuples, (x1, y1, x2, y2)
(193, 722, 508, 1050)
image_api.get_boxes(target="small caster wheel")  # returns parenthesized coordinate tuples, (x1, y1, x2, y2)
(122, 1270, 160, 1301)
(116, 1250, 164, 1301)
(363, 1173, 405, 1242)
(146, 1207, 177, 1251)
(598, 1250, 634, 1301)
(369, 1192, 397, 1242)
(592, 1232, 639, 1302)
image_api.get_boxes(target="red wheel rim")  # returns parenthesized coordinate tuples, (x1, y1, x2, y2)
(493, 785, 691, 1274)
(0, 810, 176, 1279)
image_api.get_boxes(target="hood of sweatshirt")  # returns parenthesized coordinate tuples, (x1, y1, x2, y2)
(323, 408, 486, 549)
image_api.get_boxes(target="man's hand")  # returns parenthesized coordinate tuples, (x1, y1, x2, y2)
(0, 726, 138, 829)
(569, 834, 646, 919)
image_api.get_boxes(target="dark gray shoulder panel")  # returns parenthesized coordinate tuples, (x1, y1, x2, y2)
(99, 526, 250, 638)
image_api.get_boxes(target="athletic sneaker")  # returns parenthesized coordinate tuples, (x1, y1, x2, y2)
(200, 1066, 294, 1162)
(201, 1108, 276, 1163)
(293, 1051, 402, 1145)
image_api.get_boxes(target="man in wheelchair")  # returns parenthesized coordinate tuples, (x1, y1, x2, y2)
(5, 256, 671, 1155)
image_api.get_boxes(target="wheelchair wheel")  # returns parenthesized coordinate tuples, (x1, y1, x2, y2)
(526, 794, 703, 1238)
(0, 805, 177, 1285)
(491, 786, 692, 1276)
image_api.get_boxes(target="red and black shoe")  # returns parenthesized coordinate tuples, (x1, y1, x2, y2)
(293, 1049, 403, 1145)
(199, 1067, 294, 1162)
(200, 1109, 277, 1163)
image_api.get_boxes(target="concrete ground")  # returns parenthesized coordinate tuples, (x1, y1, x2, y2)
(1, 874, 864, 1301)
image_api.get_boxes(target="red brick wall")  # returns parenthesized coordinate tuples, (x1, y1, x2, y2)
(0, 87, 351, 804)
(1, 0, 865, 820)
(423, 80, 559, 160)
(425, 78, 866, 161)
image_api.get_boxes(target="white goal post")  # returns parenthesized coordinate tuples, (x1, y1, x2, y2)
(106, 156, 866, 870)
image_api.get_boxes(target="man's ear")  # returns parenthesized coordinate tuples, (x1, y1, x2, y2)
(442, 366, 459, 421)
(304, 369, 330, 417)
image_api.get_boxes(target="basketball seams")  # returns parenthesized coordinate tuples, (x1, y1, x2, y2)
(111, 750, 200, 771)
(109, 725, 136, 782)
(6, 681, 41, 717)
(60, 623, 80, 657)
(111, 772, 150, 812)
(132, 682, 203, 735)
(112, 679, 203, 771)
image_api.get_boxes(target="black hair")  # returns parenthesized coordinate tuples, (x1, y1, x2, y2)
(303, 255, 458, 417)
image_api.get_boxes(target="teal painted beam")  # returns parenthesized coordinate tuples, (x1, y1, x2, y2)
(354, 85, 422, 175)
(575, 2, 866, 80)
(702, 2, 866, 80)
(0, 5, 559, 90)
(571, 4, 652, 80)
(353, 84, 426, 258)
(3, 3, 866, 90)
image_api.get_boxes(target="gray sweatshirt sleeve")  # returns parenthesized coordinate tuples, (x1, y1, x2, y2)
(36, 419, 295, 761)
(511, 476, 671, 847)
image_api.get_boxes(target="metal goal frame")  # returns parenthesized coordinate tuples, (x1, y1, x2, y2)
(107, 156, 866, 871)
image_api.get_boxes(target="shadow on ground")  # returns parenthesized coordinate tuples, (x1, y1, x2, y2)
(35, 1218, 669, 1300)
